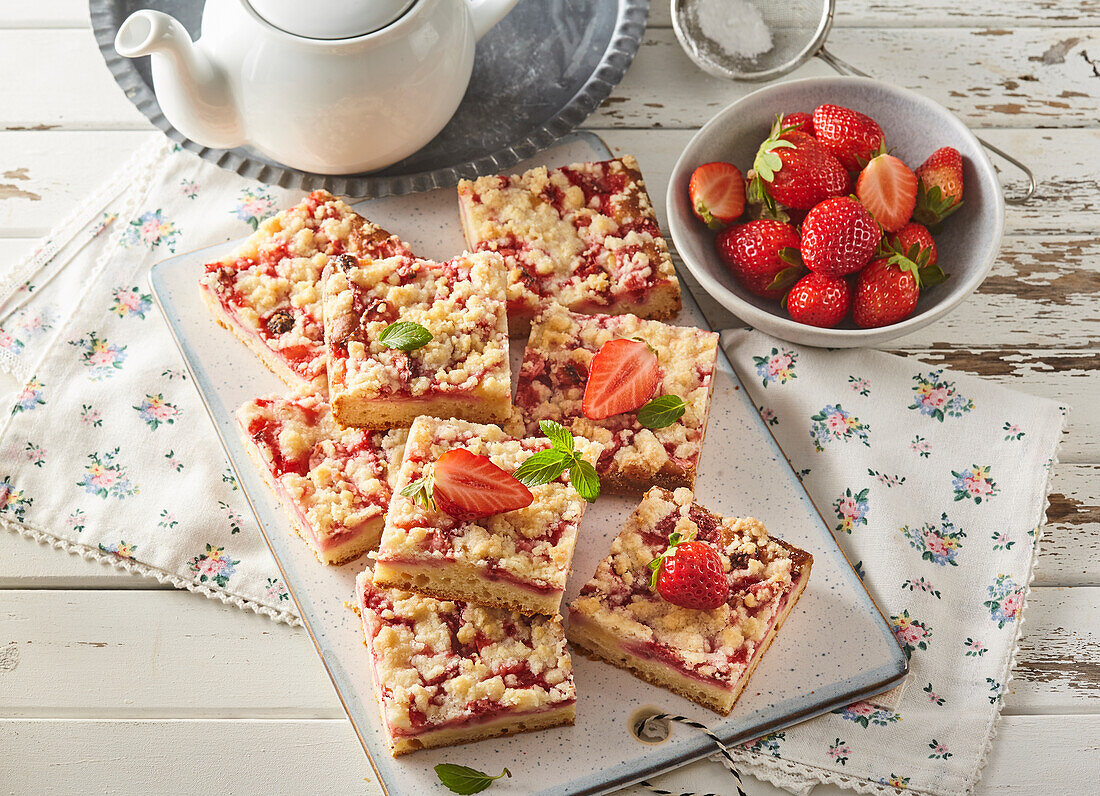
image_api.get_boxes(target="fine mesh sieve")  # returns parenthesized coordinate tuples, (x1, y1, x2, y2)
(671, 0, 1036, 203)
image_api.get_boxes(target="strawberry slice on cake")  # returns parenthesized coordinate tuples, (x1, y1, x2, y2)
(568, 487, 813, 715)
(371, 415, 601, 616)
(199, 190, 413, 394)
(512, 304, 719, 494)
(457, 156, 681, 337)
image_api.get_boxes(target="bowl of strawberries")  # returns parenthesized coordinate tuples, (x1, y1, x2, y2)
(666, 76, 1005, 346)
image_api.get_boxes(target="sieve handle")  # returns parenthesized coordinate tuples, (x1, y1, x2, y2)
(816, 48, 1037, 205)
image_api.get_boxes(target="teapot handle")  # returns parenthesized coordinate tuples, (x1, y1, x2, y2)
(467, 0, 519, 40)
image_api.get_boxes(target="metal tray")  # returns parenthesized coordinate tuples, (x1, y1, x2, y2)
(90, 0, 648, 196)
(149, 133, 907, 795)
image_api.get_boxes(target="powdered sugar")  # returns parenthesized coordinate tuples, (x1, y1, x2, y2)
(693, 0, 773, 61)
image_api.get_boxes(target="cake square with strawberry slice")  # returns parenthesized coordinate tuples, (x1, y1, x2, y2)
(512, 303, 719, 494)
(457, 156, 681, 337)
(568, 487, 812, 715)
(355, 570, 576, 756)
(322, 251, 511, 429)
(237, 393, 407, 565)
(199, 190, 413, 394)
(371, 415, 601, 616)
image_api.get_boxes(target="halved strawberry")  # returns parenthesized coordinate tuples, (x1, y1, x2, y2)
(583, 338, 660, 420)
(749, 120, 849, 214)
(856, 154, 918, 233)
(431, 448, 534, 521)
(913, 147, 964, 226)
(689, 162, 746, 229)
(812, 104, 884, 171)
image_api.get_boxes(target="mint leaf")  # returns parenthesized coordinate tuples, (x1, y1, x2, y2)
(637, 395, 686, 429)
(378, 320, 432, 351)
(512, 449, 570, 488)
(399, 469, 436, 511)
(569, 458, 600, 503)
(539, 419, 573, 454)
(434, 764, 511, 794)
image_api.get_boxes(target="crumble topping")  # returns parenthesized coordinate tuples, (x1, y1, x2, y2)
(375, 416, 599, 592)
(570, 487, 801, 685)
(200, 190, 412, 390)
(457, 156, 680, 320)
(237, 394, 406, 542)
(359, 573, 575, 735)
(323, 252, 510, 402)
(513, 304, 718, 483)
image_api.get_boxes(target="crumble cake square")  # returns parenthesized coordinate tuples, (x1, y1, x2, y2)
(568, 487, 812, 715)
(457, 156, 681, 337)
(371, 415, 600, 616)
(199, 190, 413, 394)
(237, 393, 407, 565)
(322, 251, 511, 429)
(512, 303, 719, 494)
(355, 571, 576, 756)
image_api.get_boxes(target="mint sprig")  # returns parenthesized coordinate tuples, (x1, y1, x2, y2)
(434, 763, 511, 794)
(512, 420, 600, 503)
(399, 465, 436, 511)
(637, 395, 686, 429)
(378, 320, 432, 351)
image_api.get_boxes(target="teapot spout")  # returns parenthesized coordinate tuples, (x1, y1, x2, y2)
(115, 10, 245, 150)
(467, 0, 520, 40)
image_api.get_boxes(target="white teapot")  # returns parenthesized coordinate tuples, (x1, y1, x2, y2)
(114, 0, 518, 174)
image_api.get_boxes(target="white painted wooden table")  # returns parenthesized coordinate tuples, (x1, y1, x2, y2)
(1, 2, 1098, 794)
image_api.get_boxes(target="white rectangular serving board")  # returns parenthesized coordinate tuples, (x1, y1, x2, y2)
(150, 133, 907, 796)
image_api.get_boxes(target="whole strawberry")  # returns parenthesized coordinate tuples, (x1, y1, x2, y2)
(715, 220, 803, 299)
(914, 146, 964, 226)
(749, 119, 849, 213)
(812, 104, 884, 171)
(800, 196, 881, 277)
(889, 222, 938, 267)
(785, 272, 852, 328)
(853, 257, 920, 328)
(781, 111, 815, 136)
(649, 531, 728, 611)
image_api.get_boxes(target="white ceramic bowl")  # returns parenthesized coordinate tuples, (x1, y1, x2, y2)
(666, 76, 1005, 347)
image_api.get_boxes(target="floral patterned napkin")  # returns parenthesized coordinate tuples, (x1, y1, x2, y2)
(0, 140, 1065, 795)
(712, 329, 1065, 796)
(0, 140, 303, 622)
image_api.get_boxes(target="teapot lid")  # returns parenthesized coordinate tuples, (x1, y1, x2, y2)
(248, 0, 417, 39)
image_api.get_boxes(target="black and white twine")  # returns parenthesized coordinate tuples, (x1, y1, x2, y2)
(636, 713, 749, 796)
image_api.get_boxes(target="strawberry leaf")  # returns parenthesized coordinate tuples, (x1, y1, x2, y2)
(767, 265, 805, 293)
(918, 261, 949, 288)
(435, 764, 511, 794)
(399, 468, 436, 511)
(378, 320, 433, 352)
(637, 395, 686, 429)
(569, 459, 601, 503)
(539, 419, 574, 454)
(512, 449, 570, 488)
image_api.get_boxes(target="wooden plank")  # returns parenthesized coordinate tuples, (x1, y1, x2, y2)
(1, 715, 1097, 795)
(0, 530, 171, 590)
(647, 1, 1100, 28)
(588, 29, 1100, 130)
(0, 237, 36, 266)
(3, 29, 1099, 132)
(11, 0, 1100, 31)
(0, 586, 1094, 718)
(0, 131, 157, 237)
